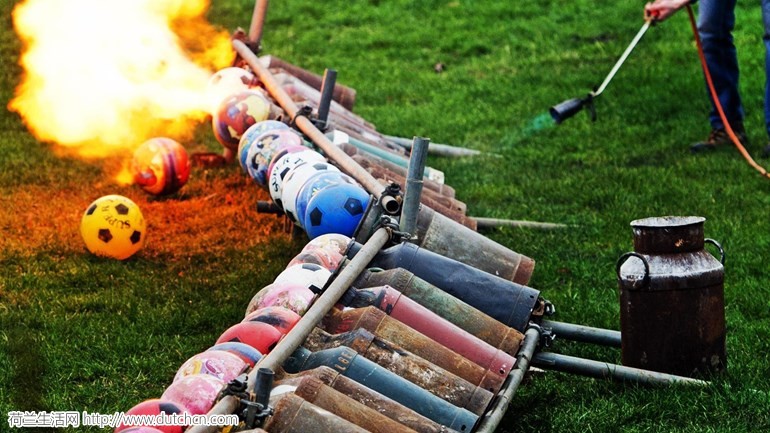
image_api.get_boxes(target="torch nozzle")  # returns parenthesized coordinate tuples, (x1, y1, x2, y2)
(549, 95, 595, 124)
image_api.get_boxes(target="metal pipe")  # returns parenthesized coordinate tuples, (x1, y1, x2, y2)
(332, 132, 443, 182)
(383, 134, 484, 158)
(591, 20, 651, 98)
(260, 55, 358, 110)
(254, 367, 275, 407)
(531, 352, 709, 386)
(248, 0, 270, 49)
(186, 228, 391, 433)
(234, 39, 385, 196)
(252, 227, 391, 381)
(400, 137, 430, 236)
(317, 69, 337, 128)
(474, 326, 541, 433)
(542, 320, 622, 348)
(473, 217, 569, 230)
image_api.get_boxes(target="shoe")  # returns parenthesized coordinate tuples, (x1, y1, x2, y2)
(690, 124, 749, 153)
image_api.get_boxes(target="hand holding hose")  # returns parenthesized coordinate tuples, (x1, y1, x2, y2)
(644, 0, 691, 22)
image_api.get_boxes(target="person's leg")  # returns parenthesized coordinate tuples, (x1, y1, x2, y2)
(698, 0, 742, 130)
(762, 0, 770, 138)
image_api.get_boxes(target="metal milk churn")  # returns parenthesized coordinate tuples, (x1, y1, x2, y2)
(616, 216, 726, 377)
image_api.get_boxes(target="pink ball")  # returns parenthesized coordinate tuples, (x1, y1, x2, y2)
(243, 306, 302, 335)
(246, 282, 315, 316)
(301, 233, 353, 256)
(174, 350, 247, 383)
(288, 248, 345, 273)
(216, 321, 284, 354)
(162, 374, 225, 415)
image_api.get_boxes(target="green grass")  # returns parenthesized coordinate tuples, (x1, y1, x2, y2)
(2, 0, 770, 432)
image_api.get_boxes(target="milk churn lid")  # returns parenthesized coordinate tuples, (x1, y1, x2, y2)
(618, 216, 725, 291)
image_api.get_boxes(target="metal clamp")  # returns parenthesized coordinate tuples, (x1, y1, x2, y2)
(616, 252, 650, 289)
(543, 300, 556, 316)
(290, 105, 314, 129)
(374, 215, 411, 244)
(704, 238, 725, 265)
(526, 323, 553, 349)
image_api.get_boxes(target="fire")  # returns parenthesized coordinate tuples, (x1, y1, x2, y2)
(8, 0, 234, 159)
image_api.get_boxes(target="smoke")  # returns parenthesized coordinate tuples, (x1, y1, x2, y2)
(8, 0, 234, 158)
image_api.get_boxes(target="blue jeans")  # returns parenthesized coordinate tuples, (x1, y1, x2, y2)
(698, 0, 742, 130)
(699, 0, 770, 136)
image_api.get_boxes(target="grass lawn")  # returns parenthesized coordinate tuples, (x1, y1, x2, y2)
(2, 0, 769, 432)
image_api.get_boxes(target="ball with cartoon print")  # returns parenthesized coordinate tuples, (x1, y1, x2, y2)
(212, 90, 271, 151)
(131, 137, 190, 196)
(237, 120, 289, 172)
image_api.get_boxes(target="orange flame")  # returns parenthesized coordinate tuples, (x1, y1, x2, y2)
(8, 0, 234, 159)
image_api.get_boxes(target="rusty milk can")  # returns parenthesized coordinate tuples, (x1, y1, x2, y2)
(617, 216, 726, 377)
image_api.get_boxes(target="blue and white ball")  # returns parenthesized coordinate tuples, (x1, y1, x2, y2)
(268, 150, 327, 210)
(281, 161, 340, 226)
(295, 171, 358, 227)
(303, 183, 370, 239)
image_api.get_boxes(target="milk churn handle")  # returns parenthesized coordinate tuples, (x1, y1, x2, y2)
(616, 252, 650, 289)
(704, 238, 725, 265)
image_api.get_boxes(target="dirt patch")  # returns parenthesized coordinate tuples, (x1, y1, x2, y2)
(0, 161, 289, 261)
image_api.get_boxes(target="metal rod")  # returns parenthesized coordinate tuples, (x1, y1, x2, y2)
(251, 227, 390, 380)
(531, 352, 709, 386)
(248, 0, 270, 49)
(400, 137, 430, 236)
(254, 368, 275, 408)
(186, 228, 391, 433)
(317, 69, 337, 128)
(543, 320, 622, 348)
(234, 39, 385, 196)
(473, 217, 569, 230)
(384, 134, 483, 157)
(591, 20, 651, 97)
(474, 326, 541, 433)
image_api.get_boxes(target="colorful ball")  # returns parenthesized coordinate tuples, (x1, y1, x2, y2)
(205, 67, 259, 113)
(301, 233, 354, 256)
(213, 90, 271, 151)
(295, 171, 357, 228)
(281, 161, 340, 225)
(207, 342, 263, 367)
(304, 184, 370, 239)
(243, 306, 302, 335)
(161, 374, 225, 415)
(246, 282, 316, 316)
(246, 129, 305, 187)
(266, 143, 308, 182)
(274, 263, 332, 291)
(174, 351, 248, 383)
(80, 195, 146, 260)
(114, 399, 186, 433)
(131, 137, 190, 196)
(287, 248, 345, 273)
(215, 321, 283, 354)
(237, 120, 289, 172)
(268, 149, 327, 210)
